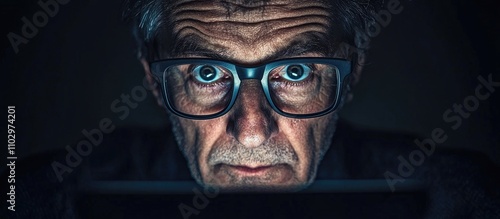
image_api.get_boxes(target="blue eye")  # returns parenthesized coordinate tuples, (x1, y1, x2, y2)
(193, 65, 223, 83)
(282, 64, 311, 82)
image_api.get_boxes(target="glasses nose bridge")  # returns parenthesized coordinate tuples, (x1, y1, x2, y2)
(235, 66, 266, 80)
(233, 65, 270, 108)
(232, 65, 272, 114)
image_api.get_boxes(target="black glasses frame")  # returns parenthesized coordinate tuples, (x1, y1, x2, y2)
(150, 58, 352, 120)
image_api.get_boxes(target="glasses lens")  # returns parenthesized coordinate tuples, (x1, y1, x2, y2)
(267, 63, 339, 115)
(164, 64, 234, 116)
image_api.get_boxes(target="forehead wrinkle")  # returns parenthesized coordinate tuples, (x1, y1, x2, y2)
(252, 19, 329, 43)
(272, 32, 330, 58)
(173, 3, 330, 23)
(171, 31, 329, 65)
(215, 25, 330, 63)
(216, 0, 329, 17)
(174, 13, 330, 27)
(166, 0, 334, 63)
(171, 34, 230, 59)
(173, 0, 326, 9)
(173, 14, 329, 45)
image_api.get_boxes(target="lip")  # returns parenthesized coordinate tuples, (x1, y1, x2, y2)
(212, 163, 295, 186)
(229, 165, 273, 175)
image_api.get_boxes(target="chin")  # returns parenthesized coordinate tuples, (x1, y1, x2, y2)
(212, 183, 308, 193)
(203, 180, 310, 193)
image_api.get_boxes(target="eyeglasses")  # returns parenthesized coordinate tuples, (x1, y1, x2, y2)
(149, 58, 351, 120)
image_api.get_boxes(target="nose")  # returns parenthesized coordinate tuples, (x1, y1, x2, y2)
(227, 80, 277, 148)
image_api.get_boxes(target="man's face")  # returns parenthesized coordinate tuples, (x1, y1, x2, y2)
(152, 0, 341, 191)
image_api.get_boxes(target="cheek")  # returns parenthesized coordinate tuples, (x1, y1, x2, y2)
(278, 114, 336, 178)
(309, 113, 338, 162)
(177, 117, 229, 176)
(196, 118, 228, 158)
(176, 117, 226, 146)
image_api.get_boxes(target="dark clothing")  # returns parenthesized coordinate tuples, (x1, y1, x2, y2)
(4, 121, 500, 218)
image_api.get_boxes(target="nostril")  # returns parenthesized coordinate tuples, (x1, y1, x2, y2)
(228, 108, 273, 148)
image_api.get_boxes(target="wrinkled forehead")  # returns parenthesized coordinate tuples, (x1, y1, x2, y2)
(160, 0, 336, 64)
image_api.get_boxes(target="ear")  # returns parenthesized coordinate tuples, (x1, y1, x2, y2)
(336, 42, 365, 84)
(140, 58, 165, 107)
(336, 42, 366, 102)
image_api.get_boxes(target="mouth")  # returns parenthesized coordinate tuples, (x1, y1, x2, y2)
(211, 163, 295, 186)
(228, 165, 274, 175)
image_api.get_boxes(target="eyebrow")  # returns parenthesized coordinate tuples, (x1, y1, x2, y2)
(170, 32, 331, 64)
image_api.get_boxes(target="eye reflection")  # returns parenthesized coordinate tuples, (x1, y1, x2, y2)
(282, 64, 311, 82)
(193, 65, 224, 83)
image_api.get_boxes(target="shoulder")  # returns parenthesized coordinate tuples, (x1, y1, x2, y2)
(85, 125, 191, 180)
(323, 120, 499, 179)
(321, 120, 500, 217)
(2, 125, 190, 217)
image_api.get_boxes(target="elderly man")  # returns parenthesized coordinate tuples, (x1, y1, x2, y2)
(123, 0, 378, 191)
(8, 0, 500, 218)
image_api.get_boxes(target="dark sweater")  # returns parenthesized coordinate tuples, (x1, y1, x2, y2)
(4, 121, 500, 218)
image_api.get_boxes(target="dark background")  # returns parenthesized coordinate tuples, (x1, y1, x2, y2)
(1, 0, 499, 165)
